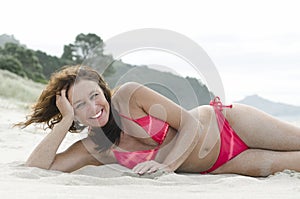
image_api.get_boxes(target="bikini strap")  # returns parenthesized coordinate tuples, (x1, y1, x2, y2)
(210, 96, 232, 111)
(118, 113, 134, 121)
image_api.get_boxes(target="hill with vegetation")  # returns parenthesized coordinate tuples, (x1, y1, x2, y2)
(236, 95, 300, 116)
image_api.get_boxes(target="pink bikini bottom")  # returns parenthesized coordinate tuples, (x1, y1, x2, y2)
(200, 97, 248, 174)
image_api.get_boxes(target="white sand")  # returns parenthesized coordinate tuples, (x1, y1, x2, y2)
(1, 97, 300, 199)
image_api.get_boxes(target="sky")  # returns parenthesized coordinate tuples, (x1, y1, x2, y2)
(1, 0, 300, 105)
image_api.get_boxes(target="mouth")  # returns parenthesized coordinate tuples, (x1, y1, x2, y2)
(90, 108, 103, 119)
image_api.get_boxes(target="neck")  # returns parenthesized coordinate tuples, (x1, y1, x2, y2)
(90, 105, 122, 152)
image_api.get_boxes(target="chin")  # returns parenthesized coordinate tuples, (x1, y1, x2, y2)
(90, 116, 109, 128)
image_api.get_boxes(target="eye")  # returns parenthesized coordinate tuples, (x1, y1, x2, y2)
(90, 93, 99, 100)
(75, 102, 85, 109)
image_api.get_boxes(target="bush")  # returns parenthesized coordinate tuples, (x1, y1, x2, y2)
(0, 55, 26, 77)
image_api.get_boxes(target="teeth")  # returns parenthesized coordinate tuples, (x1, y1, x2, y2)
(91, 109, 103, 119)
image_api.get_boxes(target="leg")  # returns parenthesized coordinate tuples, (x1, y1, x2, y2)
(212, 149, 300, 176)
(225, 103, 300, 151)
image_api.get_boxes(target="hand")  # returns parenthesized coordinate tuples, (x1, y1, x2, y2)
(132, 160, 171, 175)
(56, 89, 74, 121)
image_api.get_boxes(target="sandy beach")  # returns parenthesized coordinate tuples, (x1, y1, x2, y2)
(0, 96, 300, 199)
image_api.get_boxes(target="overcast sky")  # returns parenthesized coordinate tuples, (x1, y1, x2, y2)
(2, 0, 300, 105)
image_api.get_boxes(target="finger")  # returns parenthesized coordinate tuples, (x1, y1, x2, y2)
(132, 161, 147, 172)
(138, 165, 152, 175)
(147, 166, 159, 173)
(133, 163, 151, 174)
(61, 89, 67, 98)
(56, 94, 61, 103)
(148, 162, 164, 173)
(138, 162, 159, 175)
(132, 163, 145, 174)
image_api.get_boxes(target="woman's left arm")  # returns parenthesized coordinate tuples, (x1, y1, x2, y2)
(117, 82, 203, 174)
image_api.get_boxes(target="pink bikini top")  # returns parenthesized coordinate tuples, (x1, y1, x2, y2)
(113, 114, 169, 169)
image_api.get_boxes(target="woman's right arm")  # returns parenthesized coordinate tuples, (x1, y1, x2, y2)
(26, 129, 102, 172)
(25, 116, 72, 170)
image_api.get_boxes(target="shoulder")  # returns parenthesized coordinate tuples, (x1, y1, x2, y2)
(111, 82, 143, 107)
(113, 82, 142, 96)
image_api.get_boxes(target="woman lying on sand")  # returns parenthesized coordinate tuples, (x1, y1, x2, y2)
(17, 65, 300, 177)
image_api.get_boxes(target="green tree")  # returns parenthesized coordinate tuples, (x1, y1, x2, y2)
(35, 50, 63, 79)
(74, 33, 104, 62)
(60, 33, 116, 76)
(61, 33, 104, 64)
(2, 43, 46, 82)
(61, 44, 75, 65)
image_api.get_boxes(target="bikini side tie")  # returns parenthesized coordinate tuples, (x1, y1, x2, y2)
(209, 96, 232, 111)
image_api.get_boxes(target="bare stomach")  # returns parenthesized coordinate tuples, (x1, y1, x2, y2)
(155, 112, 221, 173)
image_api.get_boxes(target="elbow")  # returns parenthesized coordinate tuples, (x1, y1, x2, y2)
(25, 161, 67, 172)
(25, 158, 53, 170)
(25, 161, 50, 170)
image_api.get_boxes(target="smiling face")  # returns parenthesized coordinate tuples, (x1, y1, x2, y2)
(68, 79, 110, 127)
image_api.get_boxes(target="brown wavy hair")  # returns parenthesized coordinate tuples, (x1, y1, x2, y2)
(17, 65, 121, 151)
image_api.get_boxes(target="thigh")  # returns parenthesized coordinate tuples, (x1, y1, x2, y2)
(211, 149, 300, 177)
(225, 103, 300, 151)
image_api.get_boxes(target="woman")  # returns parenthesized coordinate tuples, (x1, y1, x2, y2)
(18, 65, 300, 177)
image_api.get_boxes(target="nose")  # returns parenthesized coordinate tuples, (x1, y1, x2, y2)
(86, 101, 97, 114)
